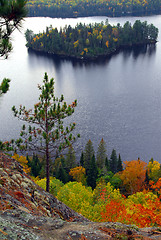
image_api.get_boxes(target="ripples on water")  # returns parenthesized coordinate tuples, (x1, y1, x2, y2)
(1, 16, 161, 163)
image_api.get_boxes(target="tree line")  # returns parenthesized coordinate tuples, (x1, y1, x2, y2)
(26, 0, 161, 18)
(19, 138, 123, 190)
(25, 20, 158, 59)
(14, 149, 161, 227)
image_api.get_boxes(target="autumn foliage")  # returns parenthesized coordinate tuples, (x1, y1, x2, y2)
(120, 159, 147, 195)
(14, 153, 161, 228)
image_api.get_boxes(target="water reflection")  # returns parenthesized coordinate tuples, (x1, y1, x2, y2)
(28, 42, 156, 69)
(1, 16, 161, 163)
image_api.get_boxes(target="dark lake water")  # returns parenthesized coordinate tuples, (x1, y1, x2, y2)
(1, 15, 161, 163)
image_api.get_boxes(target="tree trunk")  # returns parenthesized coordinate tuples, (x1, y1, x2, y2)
(45, 102, 50, 192)
(46, 143, 50, 192)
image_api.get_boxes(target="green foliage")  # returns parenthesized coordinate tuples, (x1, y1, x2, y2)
(126, 191, 158, 206)
(147, 158, 161, 183)
(26, 0, 161, 18)
(27, 153, 42, 177)
(11, 72, 79, 192)
(83, 139, 95, 174)
(96, 138, 107, 170)
(64, 145, 77, 173)
(87, 154, 98, 189)
(0, 0, 27, 95)
(110, 149, 118, 174)
(57, 181, 93, 213)
(80, 151, 84, 166)
(117, 153, 123, 172)
(0, 78, 10, 95)
(36, 177, 64, 196)
(0, 0, 27, 59)
(109, 173, 122, 189)
(25, 20, 158, 60)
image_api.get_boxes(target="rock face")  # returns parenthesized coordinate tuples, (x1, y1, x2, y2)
(0, 152, 161, 240)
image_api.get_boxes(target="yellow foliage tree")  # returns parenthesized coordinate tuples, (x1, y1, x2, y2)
(69, 166, 86, 185)
(147, 159, 161, 182)
(12, 154, 31, 174)
(120, 159, 147, 195)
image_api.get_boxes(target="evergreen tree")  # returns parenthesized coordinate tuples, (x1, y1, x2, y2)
(31, 153, 42, 177)
(87, 154, 98, 189)
(11, 73, 79, 192)
(55, 162, 68, 184)
(117, 153, 123, 172)
(83, 139, 94, 174)
(0, 0, 27, 59)
(0, 0, 27, 94)
(96, 138, 107, 170)
(65, 145, 77, 173)
(105, 157, 110, 171)
(110, 149, 118, 174)
(80, 151, 84, 167)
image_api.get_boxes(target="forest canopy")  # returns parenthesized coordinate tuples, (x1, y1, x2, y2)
(26, 0, 161, 18)
(25, 20, 158, 59)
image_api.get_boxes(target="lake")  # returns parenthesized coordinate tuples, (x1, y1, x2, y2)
(1, 15, 161, 163)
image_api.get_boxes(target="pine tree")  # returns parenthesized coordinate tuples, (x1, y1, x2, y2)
(55, 162, 68, 184)
(110, 149, 118, 174)
(117, 153, 123, 172)
(0, 0, 27, 94)
(11, 73, 79, 192)
(65, 145, 77, 173)
(30, 153, 42, 177)
(83, 140, 94, 174)
(80, 151, 84, 167)
(96, 138, 107, 170)
(87, 154, 98, 189)
(105, 157, 110, 171)
(0, 0, 27, 59)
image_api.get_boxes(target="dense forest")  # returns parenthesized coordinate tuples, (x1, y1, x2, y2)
(13, 138, 161, 227)
(27, 0, 161, 18)
(25, 20, 158, 59)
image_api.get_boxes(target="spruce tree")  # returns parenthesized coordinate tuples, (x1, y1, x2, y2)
(30, 153, 42, 177)
(80, 151, 84, 167)
(55, 162, 68, 183)
(110, 149, 118, 174)
(96, 138, 107, 170)
(117, 153, 123, 172)
(11, 73, 79, 192)
(87, 154, 98, 189)
(83, 139, 94, 174)
(105, 157, 110, 171)
(65, 145, 77, 173)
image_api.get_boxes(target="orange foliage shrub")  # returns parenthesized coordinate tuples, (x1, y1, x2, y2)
(101, 196, 161, 227)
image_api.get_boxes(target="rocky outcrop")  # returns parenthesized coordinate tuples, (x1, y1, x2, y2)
(0, 152, 161, 240)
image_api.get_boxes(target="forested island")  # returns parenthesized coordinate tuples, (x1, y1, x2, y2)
(25, 20, 158, 60)
(27, 0, 161, 18)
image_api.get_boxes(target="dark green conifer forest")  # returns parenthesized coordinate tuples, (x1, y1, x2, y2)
(25, 20, 158, 59)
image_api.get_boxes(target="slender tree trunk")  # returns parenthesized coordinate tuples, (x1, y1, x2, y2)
(46, 141, 50, 192)
(45, 103, 50, 192)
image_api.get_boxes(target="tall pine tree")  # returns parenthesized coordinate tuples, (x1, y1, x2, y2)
(117, 153, 123, 172)
(65, 145, 77, 173)
(110, 149, 118, 174)
(87, 154, 98, 189)
(12, 73, 79, 192)
(83, 139, 94, 175)
(96, 138, 107, 171)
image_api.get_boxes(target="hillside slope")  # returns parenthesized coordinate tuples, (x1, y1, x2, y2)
(0, 152, 161, 240)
